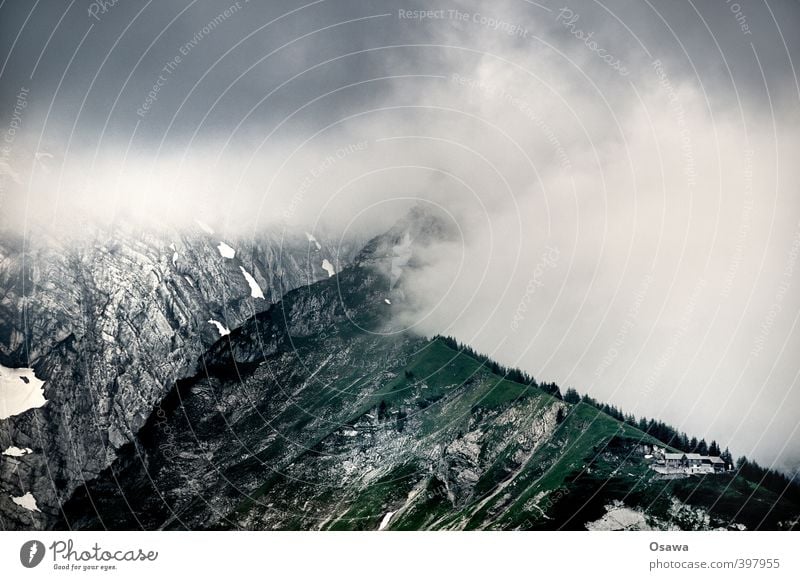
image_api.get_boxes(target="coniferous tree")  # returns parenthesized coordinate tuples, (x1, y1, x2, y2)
(431, 333, 800, 502)
(721, 447, 733, 466)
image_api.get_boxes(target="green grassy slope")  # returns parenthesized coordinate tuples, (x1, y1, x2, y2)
(342, 340, 799, 530)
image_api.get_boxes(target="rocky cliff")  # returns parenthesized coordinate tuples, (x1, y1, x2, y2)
(3, 213, 798, 531)
(0, 220, 355, 529)
(49, 213, 800, 531)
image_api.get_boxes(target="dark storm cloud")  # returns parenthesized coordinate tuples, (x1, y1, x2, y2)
(2, 0, 797, 142)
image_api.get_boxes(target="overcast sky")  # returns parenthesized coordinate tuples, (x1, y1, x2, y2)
(1, 0, 799, 473)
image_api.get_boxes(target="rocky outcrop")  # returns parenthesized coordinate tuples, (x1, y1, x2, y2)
(5, 209, 799, 531)
(50, 216, 576, 530)
(0, 221, 353, 530)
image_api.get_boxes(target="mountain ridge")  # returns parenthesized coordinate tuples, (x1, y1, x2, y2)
(0, 220, 357, 529)
(49, 216, 800, 531)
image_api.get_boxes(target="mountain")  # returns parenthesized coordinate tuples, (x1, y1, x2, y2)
(43, 211, 800, 531)
(0, 219, 359, 529)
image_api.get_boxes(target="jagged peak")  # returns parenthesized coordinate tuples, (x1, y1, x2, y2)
(354, 204, 457, 267)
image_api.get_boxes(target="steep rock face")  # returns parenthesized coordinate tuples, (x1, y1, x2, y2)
(7, 210, 800, 531)
(54, 215, 578, 530)
(54, 320, 568, 531)
(235, 387, 566, 531)
(0, 221, 354, 530)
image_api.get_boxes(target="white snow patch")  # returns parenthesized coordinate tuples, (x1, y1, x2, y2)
(585, 501, 654, 531)
(11, 492, 40, 512)
(321, 259, 335, 277)
(208, 320, 231, 337)
(217, 242, 236, 259)
(0, 365, 47, 420)
(730, 522, 747, 531)
(305, 232, 322, 250)
(384, 298, 392, 305)
(184, 276, 195, 287)
(2, 446, 33, 457)
(172, 252, 179, 266)
(239, 266, 264, 299)
(378, 511, 395, 531)
(195, 220, 214, 234)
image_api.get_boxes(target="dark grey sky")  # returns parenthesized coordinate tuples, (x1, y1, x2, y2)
(2, 0, 800, 473)
(2, 0, 797, 146)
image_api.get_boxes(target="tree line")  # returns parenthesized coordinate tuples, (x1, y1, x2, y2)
(434, 335, 563, 399)
(434, 334, 799, 504)
(570, 388, 799, 502)
(570, 389, 733, 461)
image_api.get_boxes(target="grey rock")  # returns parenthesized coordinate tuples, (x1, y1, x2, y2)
(0, 220, 356, 530)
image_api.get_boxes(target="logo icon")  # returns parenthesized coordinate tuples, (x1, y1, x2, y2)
(20, 540, 45, 568)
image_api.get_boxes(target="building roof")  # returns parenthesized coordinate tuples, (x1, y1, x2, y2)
(664, 453, 685, 460)
(685, 453, 703, 459)
(709, 456, 725, 464)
